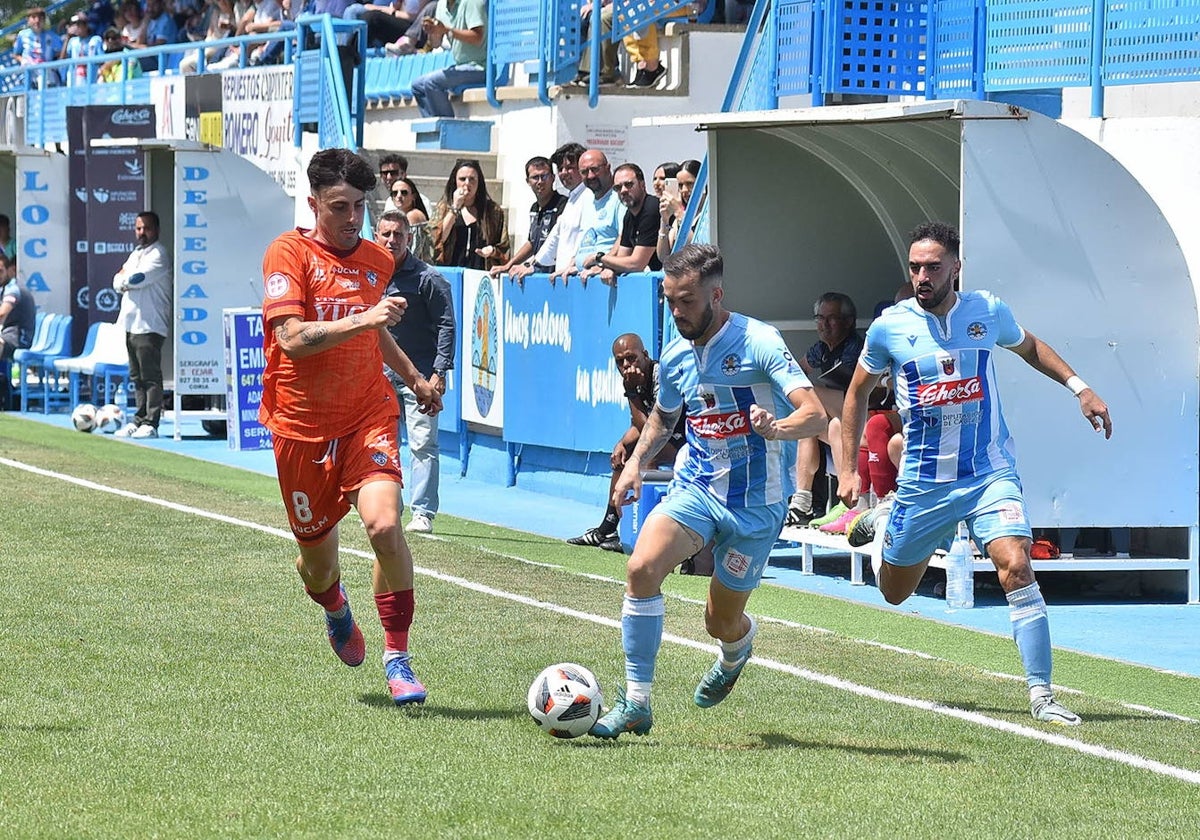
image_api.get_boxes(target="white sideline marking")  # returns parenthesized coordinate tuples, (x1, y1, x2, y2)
(5, 457, 1199, 785)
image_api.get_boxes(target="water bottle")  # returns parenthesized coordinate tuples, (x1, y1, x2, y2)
(944, 522, 974, 610)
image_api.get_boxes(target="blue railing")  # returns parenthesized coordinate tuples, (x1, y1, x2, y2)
(293, 15, 366, 150)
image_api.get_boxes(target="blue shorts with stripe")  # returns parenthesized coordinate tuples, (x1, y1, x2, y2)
(654, 481, 786, 592)
(882, 468, 1032, 567)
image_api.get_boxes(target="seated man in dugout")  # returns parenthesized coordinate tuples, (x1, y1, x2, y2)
(567, 332, 686, 552)
(784, 291, 864, 532)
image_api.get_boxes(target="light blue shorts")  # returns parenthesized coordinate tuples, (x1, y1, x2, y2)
(882, 469, 1032, 567)
(653, 481, 787, 592)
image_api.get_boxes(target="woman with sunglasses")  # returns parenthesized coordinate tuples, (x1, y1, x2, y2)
(433, 159, 508, 271)
(391, 177, 429, 226)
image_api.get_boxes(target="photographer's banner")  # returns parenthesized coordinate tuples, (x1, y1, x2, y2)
(460, 269, 503, 430)
(501, 272, 658, 452)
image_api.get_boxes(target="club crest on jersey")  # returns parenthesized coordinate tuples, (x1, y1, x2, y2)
(371, 452, 388, 467)
(366, 270, 379, 287)
(265, 272, 289, 299)
(967, 321, 987, 340)
(701, 392, 717, 409)
(721, 354, 740, 376)
(940, 356, 956, 376)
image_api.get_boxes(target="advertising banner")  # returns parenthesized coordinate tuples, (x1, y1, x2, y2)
(15, 150, 70, 315)
(184, 73, 222, 145)
(434, 266, 463, 433)
(66, 107, 87, 351)
(221, 67, 296, 195)
(459, 269, 503, 430)
(223, 308, 271, 451)
(501, 273, 658, 452)
(85, 144, 147, 325)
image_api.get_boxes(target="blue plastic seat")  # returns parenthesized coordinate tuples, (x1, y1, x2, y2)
(42, 321, 100, 412)
(18, 313, 73, 413)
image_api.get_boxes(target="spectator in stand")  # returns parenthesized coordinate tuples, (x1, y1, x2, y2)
(651, 161, 679, 202)
(86, 0, 117, 36)
(432, 158, 508, 271)
(381, 0, 436, 55)
(558, 149, 622, 285)
(119, 0, 148, 48)
(179, 0, 238, 74)
(782, 292, 863, 531)
(656, 158, 701, 263)
(257, 0, 353, 66)
(178, 0, 210, 45)
(510, 142, 587, 284)
(344, 0, 420, 48)
(489, 155, 568, 279)
(140, 0, 179, 72)
(566, 332, 687, 552)
(410, 0, 487, 118)
(98, 25, 143, 81)
(0, 253, 36, 410)
(378, 153, 408, 211)
(14, 7, 64, 88)
(571, 0, 617, 87)
(209, 0, 284, 69)
(0, 215, 14, 262)
(378, 210, 456, 535)
(583, 162, 661, 286)
(62, 13, 105, 85)
(391, 176, 429, 225)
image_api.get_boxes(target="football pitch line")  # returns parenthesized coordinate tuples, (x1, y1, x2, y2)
(6, 455, 1200, 788)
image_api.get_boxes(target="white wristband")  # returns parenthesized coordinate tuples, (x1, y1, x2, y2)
(1065, 375, 1088, 397)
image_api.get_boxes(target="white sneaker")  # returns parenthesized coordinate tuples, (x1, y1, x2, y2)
(1031, 687, 1082, 726)
(113, 422, 139, 438)
(130, 424, 158, 439)
(408, 513, 433, 534)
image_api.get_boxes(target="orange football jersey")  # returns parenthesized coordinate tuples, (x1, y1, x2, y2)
(259, 229, 399, 441)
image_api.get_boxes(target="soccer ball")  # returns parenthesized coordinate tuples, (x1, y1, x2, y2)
(527, 663, 603, 739)
(71, 403, 98, 433)
(95, 404, 126, 434)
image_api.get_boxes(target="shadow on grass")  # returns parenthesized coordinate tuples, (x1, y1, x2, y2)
(959, 703, 1149, 724)
(356, 693, 527, 721)
(753, 732, 967, 762)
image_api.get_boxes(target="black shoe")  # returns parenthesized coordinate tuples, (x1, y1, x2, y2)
(567, 527, 617, 547)
(783, 504, 814, 528)
(598, 535, 625, 553)
(629, 65, 666, 88)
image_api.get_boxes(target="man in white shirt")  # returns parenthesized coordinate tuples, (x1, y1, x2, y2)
(112, 211, 173, 439)
(510, 142, 587, 283)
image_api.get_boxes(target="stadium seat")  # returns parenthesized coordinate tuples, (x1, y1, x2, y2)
(16, 313, 72, 413)
(95, 362, 133, 408)
(49, 321, 127, 410)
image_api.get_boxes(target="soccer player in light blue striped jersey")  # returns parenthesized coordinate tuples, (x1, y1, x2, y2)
(590, 243, 826, 739)
(839, 221, 1113, 726)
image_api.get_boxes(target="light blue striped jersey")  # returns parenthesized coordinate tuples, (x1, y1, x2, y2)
(658, 312, 811, 508)
(861, 291, 1025, 485)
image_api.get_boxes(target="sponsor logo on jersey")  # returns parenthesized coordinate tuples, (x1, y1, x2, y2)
(721, 354, 740, 376)
(940, 356, 956, 376)
(338, 279, 361, 291)
(265, 272, 290, 298)
(331, 266, 360, 275)
(907, 335, 918, 346)
(967, 321, 987, 339)
(688, 410, 749, 438)
(916, 376, 983, 407)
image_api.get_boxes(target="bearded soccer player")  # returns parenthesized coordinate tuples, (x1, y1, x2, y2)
(590, 243, 825, 739)
(839, 221, 1112, 726)
(260, 147, 442, 705)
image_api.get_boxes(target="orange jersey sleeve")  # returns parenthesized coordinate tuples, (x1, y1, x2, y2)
(259, 230, 400, 441)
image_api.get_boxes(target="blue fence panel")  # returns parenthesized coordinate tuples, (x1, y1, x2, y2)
(1103, 0, 1200, 85)
(501, 275, 658, 453)
(547, 0, 585, 78)
(492, 0, 544, 64)
(931, 0, 983, 96)
(985, 0, 1094, 90)
(829, 0, 928, 95)
(776, 0, 817, 96)
(612, 0, 693, 41)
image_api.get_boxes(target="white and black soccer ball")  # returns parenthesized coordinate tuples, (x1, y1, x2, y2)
(95, 403, 126, 434)
(71, 403, 98, 433)
(527, 663, 602, 739)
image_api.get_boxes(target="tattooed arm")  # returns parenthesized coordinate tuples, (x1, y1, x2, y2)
(268, 296, 408, 360)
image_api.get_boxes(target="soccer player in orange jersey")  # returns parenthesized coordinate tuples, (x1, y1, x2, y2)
(260, 147, 442, 706)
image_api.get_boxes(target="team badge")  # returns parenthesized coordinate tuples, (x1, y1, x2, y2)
(940, 357, 956, 376)
(967, 321, 987, 340)
(366, 270, 379, 287)
(701, 392, 716, 409)
(371, 452, 388, 467)
(723, 548, 751, 578)
(265, 272, 290, 299)
(721, 354, 740, 376)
